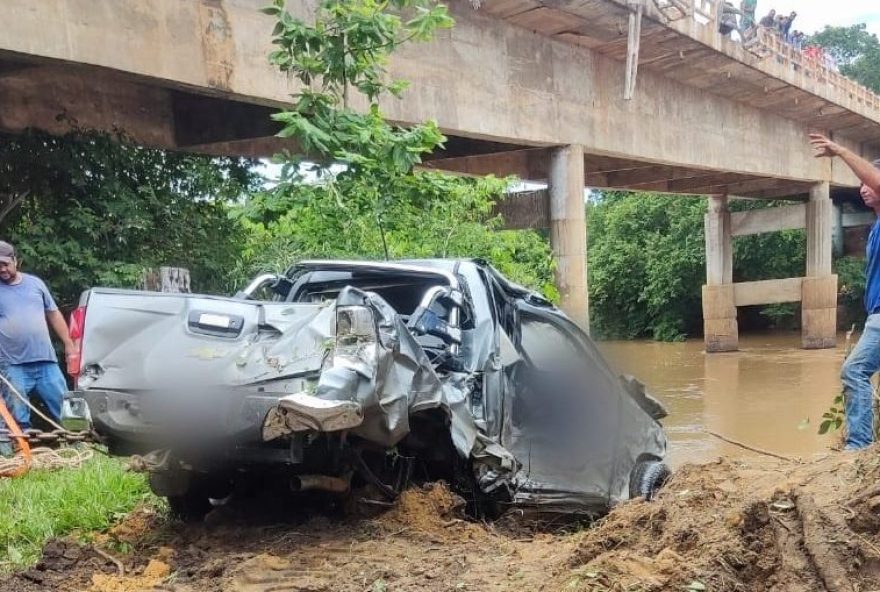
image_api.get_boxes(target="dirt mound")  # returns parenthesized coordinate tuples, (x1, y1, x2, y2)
(566, 454, 880, 591)
(89, 559, 171, 592)
(374, 482, 476, 536)
(11, 458, 880, 592)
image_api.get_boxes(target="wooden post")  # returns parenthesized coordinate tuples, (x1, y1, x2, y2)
(624, 1, 643, 100)
(549, 144, 589, 332)
(802, 182, 837, 349)
(703, 195, 737, 352)
(142, 266, 192, 293)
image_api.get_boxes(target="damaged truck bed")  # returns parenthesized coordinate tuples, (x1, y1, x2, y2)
(64, 259, 668, 520)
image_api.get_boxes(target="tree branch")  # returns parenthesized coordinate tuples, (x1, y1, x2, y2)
(0, 189, 30, 225)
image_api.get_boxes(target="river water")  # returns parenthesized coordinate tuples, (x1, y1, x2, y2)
(597, 332, 850, 467)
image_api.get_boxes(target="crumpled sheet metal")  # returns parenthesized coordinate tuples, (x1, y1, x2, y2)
(262, 286, 517, 476)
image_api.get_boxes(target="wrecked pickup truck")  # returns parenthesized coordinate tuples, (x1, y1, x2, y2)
(64, 259, 668, 520)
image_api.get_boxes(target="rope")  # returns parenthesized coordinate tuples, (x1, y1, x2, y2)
(0, 371, 68, 433)
(0, 369, 93, 477)
(0, 445, 93, 476)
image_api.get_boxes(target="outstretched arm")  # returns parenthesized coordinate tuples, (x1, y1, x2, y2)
(810, 133, 880, 194)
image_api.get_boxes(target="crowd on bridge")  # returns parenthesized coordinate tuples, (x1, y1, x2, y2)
(718, 1, 839, 72)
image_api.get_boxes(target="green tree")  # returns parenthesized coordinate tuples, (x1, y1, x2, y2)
(236, 175, 556, 295)
(243, 0, 554, 294)
(588, 192, 707, 341)
(0, 130, 261, 308)
(811, 24, 880, 93)
(588, 194, 820, 341)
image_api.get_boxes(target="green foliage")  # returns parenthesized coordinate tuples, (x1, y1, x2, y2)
(0, 130, 262, 308)
(588, 195, 837, 341)
(759, 303, 799, 330)
(728, 200, 807, 329)
(818, 392, 845, 435)
(236, 174, 556, 297)
(0, 454, 154, 572)
(811, 24, 880, 93)
(836, 255, 867, 325)
(244, 0, 554, 295)
(587, 192, 706, 341)
(266, 0, 452, 172)
(730, 201, 806, 283)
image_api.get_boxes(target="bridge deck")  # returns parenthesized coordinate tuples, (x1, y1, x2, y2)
(478, 0, 880, 142)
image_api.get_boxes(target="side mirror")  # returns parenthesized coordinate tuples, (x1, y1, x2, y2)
(621, 375, 668, 421)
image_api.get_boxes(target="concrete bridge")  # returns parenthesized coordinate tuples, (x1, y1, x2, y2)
(1, 0, 878, 350)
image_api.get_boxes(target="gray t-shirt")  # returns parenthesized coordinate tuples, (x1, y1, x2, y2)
(0, 273, 59, 364)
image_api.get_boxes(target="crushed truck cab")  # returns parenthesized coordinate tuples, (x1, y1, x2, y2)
(65, 259, 668, 518)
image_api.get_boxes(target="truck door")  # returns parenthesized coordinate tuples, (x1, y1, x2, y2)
(504, 308, 619, 509)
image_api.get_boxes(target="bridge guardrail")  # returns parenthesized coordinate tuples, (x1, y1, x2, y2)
(652, 0, 880, 113)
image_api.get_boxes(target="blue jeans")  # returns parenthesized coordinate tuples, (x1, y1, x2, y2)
(0, 362, 67, 431)
(841, 314, 880, 449)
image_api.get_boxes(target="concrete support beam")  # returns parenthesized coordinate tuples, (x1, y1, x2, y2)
(803, 182, 837, 350)
(703, 286, 738, 353)
(423, 148, 549, 180)
(549, 144, 589, 332)
(806, 183, 834, 277)
(705, 196, 733, 286)
(703, 195, 737, 352)
(730, 204, 806, 237)
(733, 278, 803, 307)
(801, 275, 838, 350)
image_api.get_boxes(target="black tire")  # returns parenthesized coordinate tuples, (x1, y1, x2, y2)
(167, 490, 213, 523)
(629, 460, 671, 501)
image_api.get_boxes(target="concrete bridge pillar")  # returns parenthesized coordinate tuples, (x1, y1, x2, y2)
(702, 195, 738, 352)
(802, 182, 838, 350)
(549, 144, 589, 332)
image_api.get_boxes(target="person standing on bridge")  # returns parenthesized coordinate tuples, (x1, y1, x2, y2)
(758, 8, 776, 29)
(0, 241, 74, 431)
(811, 134, 880, 450)
(739, 0, 758, 43)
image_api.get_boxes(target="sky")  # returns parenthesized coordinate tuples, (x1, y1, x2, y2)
(757, 0, 880, 36)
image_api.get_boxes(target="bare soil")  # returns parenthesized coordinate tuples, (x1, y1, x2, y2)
(7, 451, 880, 592)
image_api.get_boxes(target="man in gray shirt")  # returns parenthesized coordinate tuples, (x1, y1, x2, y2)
(0, 241, 74, 430)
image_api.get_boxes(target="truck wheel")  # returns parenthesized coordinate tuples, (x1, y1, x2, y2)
(629, 460, 671, 501)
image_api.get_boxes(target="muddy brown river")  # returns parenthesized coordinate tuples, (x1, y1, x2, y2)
(598, 332, 849, 466)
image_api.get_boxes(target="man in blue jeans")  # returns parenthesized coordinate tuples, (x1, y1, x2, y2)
(0, 241, 75, 431)
(811, 134, 880, 449)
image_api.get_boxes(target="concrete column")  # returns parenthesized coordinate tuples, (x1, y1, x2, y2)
(703, 195, 738, 352)
(832, 202, 844, 258)
(549, 144, 589, 332)
(802, 182, 837, 349)
(806, 182, 833, 277)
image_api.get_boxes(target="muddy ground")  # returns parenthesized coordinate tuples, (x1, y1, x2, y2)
(7, 451, 880, 592)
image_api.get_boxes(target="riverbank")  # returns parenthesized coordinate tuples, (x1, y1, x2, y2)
(5, 449, 880, 592)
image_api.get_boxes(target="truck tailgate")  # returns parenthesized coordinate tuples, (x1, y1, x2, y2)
(77, 289, 331, 393)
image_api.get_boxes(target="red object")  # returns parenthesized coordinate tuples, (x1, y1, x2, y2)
(0, 396, 31, 477)
(68, 306, 87, 382)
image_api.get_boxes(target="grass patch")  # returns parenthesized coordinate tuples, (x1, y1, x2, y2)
(0, 451, 155, 572)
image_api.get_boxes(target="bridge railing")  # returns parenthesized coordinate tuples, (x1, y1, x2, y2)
(664, 0, 880, 113)
(755, 28, 880, 111)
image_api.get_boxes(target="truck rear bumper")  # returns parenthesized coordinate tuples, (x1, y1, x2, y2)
(65, 389, 285, 448)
